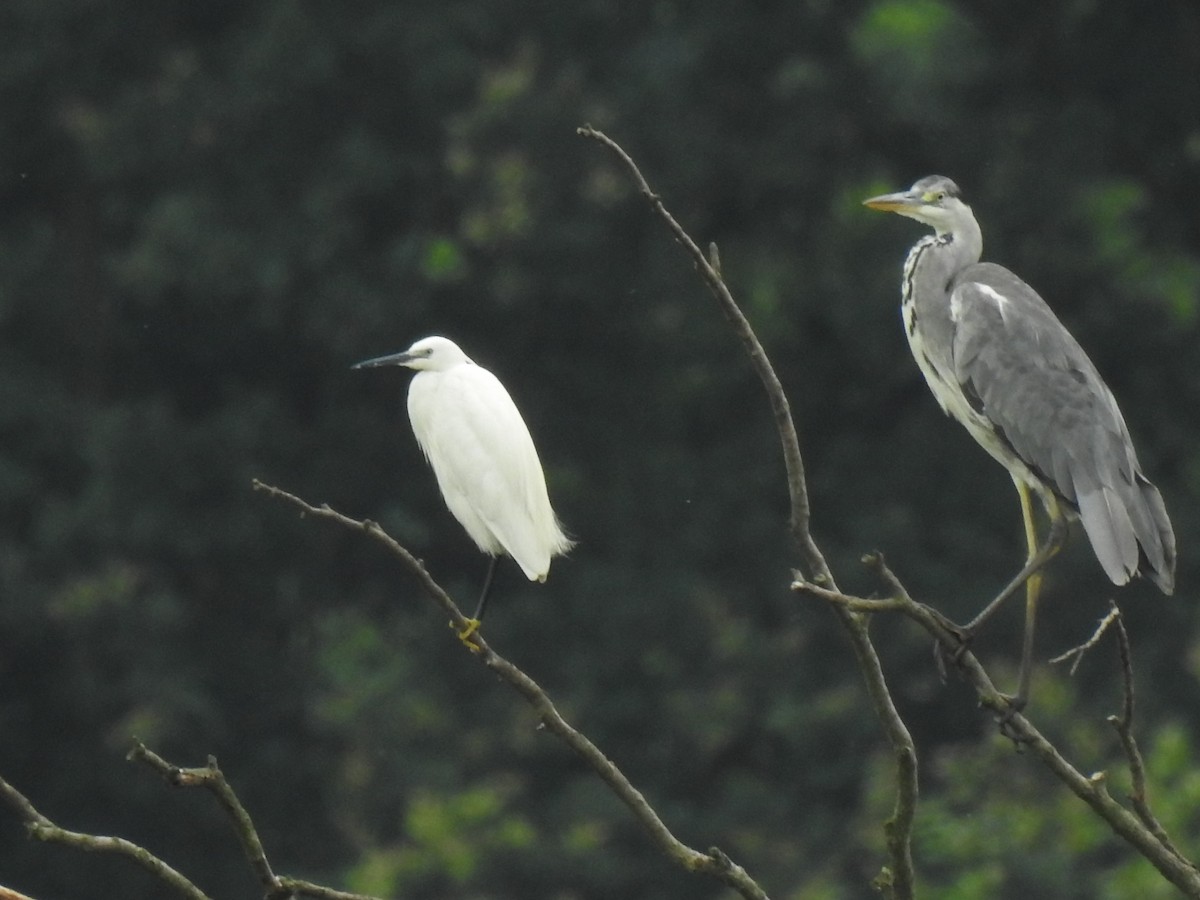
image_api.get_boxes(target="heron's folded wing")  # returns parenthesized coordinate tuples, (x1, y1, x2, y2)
(948, 263, 1170, 586)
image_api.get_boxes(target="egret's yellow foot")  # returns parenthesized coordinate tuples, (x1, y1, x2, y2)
(453, 617, 483, 651)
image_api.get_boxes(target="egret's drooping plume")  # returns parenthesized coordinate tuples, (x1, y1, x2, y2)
(354, 336, 573, 637)
(865, 176, 1175, 708)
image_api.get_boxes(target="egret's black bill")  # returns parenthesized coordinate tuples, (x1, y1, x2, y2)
(351, 350, 412, 370)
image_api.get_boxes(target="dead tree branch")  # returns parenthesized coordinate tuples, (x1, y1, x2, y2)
(1093, 606, 1195, 869)
(576, 124, 917, 900)
(573, 126, 1200, 897)
(1049, 602, 1123, 675)
(2, 751, 383, 900)
(252, 480, 770, 900)
(0, 774, 211, 900)
(792, 568, 1200, 896)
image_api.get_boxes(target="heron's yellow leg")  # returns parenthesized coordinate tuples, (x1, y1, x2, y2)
(1018, 480, 1043, 605)
(1014, 480, 1041, 707)
(1012, 482, 1072, 708)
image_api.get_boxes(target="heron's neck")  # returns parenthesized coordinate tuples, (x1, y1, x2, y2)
(937, 214, 983, 266)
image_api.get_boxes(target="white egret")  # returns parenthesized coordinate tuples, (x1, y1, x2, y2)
(353, 336, 573, 641)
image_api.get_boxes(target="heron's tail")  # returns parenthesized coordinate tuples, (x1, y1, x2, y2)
(1077, 474, 1175, 594)
(1135, 474, 1176, 594)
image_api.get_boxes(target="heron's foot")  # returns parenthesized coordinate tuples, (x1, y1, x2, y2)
(452, 617, 483, 652)
(927, 607, 973, 682)
(992, 693, 1031, 745)
(928, 607, 972, 650)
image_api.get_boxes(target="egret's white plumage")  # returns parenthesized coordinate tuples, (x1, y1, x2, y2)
(354, 336, 572, 598)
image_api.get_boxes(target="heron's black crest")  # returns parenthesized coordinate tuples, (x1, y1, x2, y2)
(911, 175, 962, 201)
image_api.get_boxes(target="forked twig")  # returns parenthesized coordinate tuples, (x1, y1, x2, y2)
(1096, 607, 1195, 869)
(1049, 602, 1122, 675)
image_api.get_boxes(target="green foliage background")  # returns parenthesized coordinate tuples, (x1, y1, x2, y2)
(2, 1, 1199, 897)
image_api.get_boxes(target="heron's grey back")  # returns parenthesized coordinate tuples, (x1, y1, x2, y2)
(949, 262, 1175, 591)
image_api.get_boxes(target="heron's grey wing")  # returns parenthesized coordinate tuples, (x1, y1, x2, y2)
(949, 263, 1174, 591)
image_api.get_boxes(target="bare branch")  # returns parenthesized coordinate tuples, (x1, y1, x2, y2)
(1049, 603, 1122, 675)
(0, 774, 211, 900)
(1047, 601, 1193, 868)
(799, 567, 1200, 894)
(275, 878, 381, 900)
(577, 125, 917, 900)
(128, 742, 383, 900)
(127, 742, 287, 896)
(1098, 608, 1195, 870)
(576, 125, 826, 586)
(253, 480, 770, 900)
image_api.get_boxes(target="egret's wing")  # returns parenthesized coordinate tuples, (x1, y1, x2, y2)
(408, 364, 567, 580)
(949, 262, 1174, 590)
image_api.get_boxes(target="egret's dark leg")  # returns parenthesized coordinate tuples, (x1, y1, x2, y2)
(457, 556, 498, 647)
(471, 555, 499, 622)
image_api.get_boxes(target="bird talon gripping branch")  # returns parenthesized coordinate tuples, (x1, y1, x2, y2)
(454, 617, 483, 651)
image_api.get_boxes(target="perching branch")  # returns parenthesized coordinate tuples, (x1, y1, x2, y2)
(792, 565, 1200, 896)
(0, 774, 211, 900)
(574, 126, 1200, 897)
(577, 125, 918, 899)
(252, 480, 770, 900)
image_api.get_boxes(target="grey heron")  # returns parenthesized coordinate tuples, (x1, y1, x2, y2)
(864, 176, 1175, 708)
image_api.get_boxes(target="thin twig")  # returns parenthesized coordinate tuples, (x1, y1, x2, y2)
(0, 775, 211, 900)
(576, 125, 825, 585)
(128, 741, 382, 900)
(253, 480, 769, 900)
(799, 573, 1200, 894)
(1049, 603, 1122, 675)
(1049, 601, 1192, 866)
(1100, 608, 1195, 868)
(128, 742, 284, 896)
(577, 125, 917, 900)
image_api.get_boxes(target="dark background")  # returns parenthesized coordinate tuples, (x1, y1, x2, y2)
(2, 1, 1199, 897)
